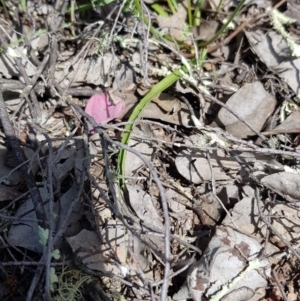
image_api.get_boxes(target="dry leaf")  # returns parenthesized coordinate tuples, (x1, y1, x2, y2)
(262, 110, 300, 135)
(175, 148, 240, 184)
(211, 81, 276, 138)
(261, 172, 300, 203)
(186, 226, 268, 301)
(8, 184, 83, 253)
(55, 54, 119, 87)
(0, 184, 22, 202)
(246, 30, 300, 95)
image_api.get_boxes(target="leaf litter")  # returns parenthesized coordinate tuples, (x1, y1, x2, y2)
(0, 0, 300, 300)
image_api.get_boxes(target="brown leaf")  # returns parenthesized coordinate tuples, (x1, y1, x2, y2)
(211, 82, 276, 138)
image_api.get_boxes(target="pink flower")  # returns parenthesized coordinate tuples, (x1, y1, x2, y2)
(85, 92, 125, 132)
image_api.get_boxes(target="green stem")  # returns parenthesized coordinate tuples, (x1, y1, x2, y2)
(193, 0, 203, 26)
(187, 0, 193, 27)
(118, 69, 182, 186)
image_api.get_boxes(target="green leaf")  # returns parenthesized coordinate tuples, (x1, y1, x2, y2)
(38, 226, 49, 247)
(167, 0, 177, 14)
(51, 249, 60, 260)
(20, 0, 26, 12)
(50, 267, 58, 292)
(151, 3, 169, 17)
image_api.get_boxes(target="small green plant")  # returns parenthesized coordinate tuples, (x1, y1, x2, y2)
(38, 226, 61, 292)
(117, 0, 248, 185)
(66, 0, 115, 14)
(38, 226, 49, 250)
(52, 266, 93, 301)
